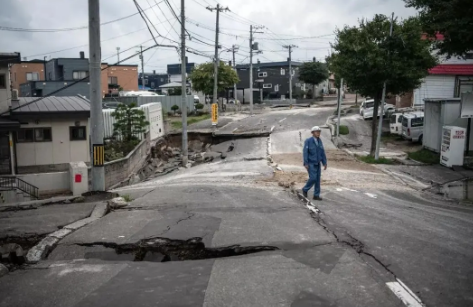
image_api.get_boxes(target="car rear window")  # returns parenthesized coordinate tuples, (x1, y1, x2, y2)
(366, 102, 374, 108)
(390, 114, 396, 123)
(411, 117, 424, 127)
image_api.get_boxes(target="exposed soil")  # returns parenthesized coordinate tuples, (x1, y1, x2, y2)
(272, 150, 381, 173)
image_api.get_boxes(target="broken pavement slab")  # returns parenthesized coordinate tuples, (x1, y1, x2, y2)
(108, 197, 129, 209)
(26, 236, 59, 263)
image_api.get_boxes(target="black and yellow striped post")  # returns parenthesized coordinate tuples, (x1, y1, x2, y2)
(93, 144, 105, 167)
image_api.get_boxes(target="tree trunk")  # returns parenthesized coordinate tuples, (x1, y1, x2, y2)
(369, 91, 382, 156)
(313, 84, 316, 100)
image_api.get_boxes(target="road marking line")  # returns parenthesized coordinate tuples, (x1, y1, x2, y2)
(386, 280, 425, 307)
(271, 125, 275, 132)
(232, 127, 238, 132)
(279, 118, 287, 123)
(336, 188, 343, 191)
(364, 193, 377, 198)
(341, 187, 359, 192)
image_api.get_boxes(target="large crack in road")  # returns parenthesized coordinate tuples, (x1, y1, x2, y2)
(74, 237, 279, 262)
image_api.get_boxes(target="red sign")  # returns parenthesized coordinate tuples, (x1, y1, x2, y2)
(75, 174, 82, 183)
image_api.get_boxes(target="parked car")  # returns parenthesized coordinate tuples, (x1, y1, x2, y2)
(361, 99, 395, 120)
(389, 113, 404, 135)
(401, 111, 424, 143)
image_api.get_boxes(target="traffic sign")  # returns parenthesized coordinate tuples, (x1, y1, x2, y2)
(211, 103, 218, 126)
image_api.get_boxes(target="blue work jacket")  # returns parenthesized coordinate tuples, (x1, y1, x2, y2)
(303, 137, 327, 166)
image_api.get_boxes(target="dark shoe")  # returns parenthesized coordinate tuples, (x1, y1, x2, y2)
(302, 191, 308, 198)
(313, 196, 323, 201)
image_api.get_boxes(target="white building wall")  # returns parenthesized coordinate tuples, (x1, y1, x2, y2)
(0, 67, 11, 113)
(16, 118, 90, 167)
(413, 75, 456, 105)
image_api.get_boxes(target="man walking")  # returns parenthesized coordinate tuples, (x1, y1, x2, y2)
(302, 126, 327, 200)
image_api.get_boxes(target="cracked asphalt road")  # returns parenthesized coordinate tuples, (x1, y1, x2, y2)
(1, 106, 471, 306)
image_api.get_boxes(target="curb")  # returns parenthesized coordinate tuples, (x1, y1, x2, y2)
(25, 202, 109, 264)
(0, 196, 82, 213)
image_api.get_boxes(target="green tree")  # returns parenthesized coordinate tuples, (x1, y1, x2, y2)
(298, 61, 329, 99)
(327, 14, 437, 155)
(404, 0, 473, 58)
(168, 87, 182, 96)
(112, 103, 149, 142)
(189, 61, 240, 96)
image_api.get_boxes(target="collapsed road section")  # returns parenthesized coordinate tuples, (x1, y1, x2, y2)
(75, 237, 278, 262)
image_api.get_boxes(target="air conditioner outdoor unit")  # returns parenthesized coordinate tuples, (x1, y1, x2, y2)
(12, 89, 18, 100)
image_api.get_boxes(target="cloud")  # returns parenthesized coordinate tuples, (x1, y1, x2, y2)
(0, 0, 417, 70)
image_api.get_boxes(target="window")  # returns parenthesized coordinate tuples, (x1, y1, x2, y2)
(26, 72, 39, 81)
(465, 52, 473, 60)
(16, 129, 34, 143)
(263, 83, 272, 89)
(34, 128, 52, 142)
(108, 76, 118, 84)
(48, 72, 52, 80)
(280, 69, 285, 76)
(274, 84, 279, 92)
(144, 79, 149, 85)
(0, 74, 5, 89)
(70, 126, 87, 141)
(73, 71, 88, 80)
(258, 72, 267, 78)
(411, 117, 424, 127)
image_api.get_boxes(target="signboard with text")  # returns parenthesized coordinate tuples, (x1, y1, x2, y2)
(211, 103, 218, 126)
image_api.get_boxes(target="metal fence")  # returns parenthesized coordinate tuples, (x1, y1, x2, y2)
(103, 96, 195, 113)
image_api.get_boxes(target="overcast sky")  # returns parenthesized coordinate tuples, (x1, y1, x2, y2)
(1, 0, 417, 73)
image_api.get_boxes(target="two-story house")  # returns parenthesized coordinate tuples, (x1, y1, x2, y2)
(167, 60, 195, 83)
(16, 51, 139, 98)
(0, 52, 94, 201)
(138, 71, 169, 91)
(235, 60, 305, 103)
(10, 59, 46, 93)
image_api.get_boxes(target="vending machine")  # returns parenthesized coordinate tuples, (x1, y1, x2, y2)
(440, 126, 466, 167)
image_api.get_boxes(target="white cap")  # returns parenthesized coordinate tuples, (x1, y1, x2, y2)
(311, 126, 321, 132)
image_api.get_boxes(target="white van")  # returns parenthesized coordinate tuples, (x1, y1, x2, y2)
(401, 111, 424, 143)
(361, 99, 395, 120)
(389, 113, 403, 135)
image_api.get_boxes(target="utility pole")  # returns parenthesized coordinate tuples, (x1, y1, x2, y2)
(116, 47, 120, 63)
(249, 25, 264, 116)
(88, 0, 105, 191)
(181, 0, 188, 166)
(207, 4, 229, 111)
(375, 13, 395, 160)
(231, 44, 239, 100)
(336, 78, 344, 141)
(283, 45, 297, 104)
(139, 45, 145, 90)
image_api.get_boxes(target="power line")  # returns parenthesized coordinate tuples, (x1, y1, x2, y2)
(21, 17, 178, 59)
(0, 2, 162, 33)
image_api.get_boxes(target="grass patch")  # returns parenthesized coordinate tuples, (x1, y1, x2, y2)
(338, 125, 349, 135)
(356, 155, 395, 164)
(407, 149, 440, 164)
(170, 113, 211, 129)
(122, 194, 133, 202)
(381, 132, 402, 144)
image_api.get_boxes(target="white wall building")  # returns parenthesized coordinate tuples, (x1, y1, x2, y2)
(413, 38, 473, 106)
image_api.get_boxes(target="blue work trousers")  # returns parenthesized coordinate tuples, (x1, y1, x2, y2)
(302, 163, 321, 197)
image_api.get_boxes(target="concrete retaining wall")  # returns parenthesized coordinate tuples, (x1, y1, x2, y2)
(17, 172, 69, 195)
(104, 133, 151, 190)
